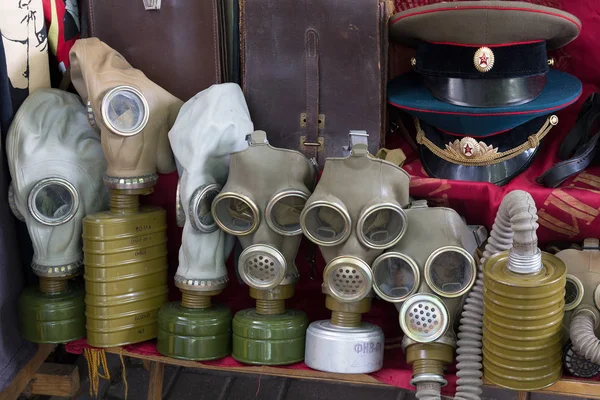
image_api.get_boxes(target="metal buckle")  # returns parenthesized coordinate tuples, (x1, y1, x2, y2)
(142, 0, 161, 10)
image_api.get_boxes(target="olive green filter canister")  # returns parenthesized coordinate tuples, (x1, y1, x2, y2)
(483, 250, 566, 390)
(83, 189, 168, 347)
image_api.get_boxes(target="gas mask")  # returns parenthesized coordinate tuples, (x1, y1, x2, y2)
(156, 83, 253, 361)
(170, 83, 252, 297)
(371, 201, 483, 385)
(300, 131, 411, 374)
(556, 239, 600, 378)
(6, 88, 108, 343)
(69, 37, 182, 347)
(211, 130, 316, 365)
(69, 37, 182, 188)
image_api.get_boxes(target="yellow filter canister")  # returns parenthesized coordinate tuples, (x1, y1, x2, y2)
(483, 250, 566, 391)
(83, 194, 169, 348)
(483, 251, 567, 391)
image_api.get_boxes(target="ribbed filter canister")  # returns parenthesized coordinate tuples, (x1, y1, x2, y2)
(483, 250, 566, 391)
(82, 192, 168, 347)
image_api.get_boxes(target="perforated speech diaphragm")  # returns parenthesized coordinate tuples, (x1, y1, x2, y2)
(324, 256, 373, 303)
(238, 245, 286, 290)
(399, 294, 449, 343)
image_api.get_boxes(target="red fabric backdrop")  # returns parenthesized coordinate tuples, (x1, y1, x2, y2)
(66, 0, 600, 395)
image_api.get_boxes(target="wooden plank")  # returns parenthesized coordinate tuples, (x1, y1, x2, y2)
(0, 344, 56, 400)
(534, 378, 600, 399)
(516, 391, 529, 400)
(104, 347, 384, 387)
(28, 363, 79, 397)
(106, 346, 600, 398)
(147, 361, 165, 400)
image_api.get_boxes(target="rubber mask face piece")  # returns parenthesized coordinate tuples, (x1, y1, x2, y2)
(6, 89, 108, 277)
(168, 83, 253, 291)
(69, 37, 183, 189)
(372, 203, 479, 343)
(212, 130, 316, 290)
(300, 132, 411, 303)
(557, 239, 600, 334)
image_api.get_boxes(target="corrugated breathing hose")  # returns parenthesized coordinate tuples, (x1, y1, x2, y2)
(415, 190, 541, 400)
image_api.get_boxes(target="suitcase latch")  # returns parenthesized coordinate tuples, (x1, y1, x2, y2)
(142, 0, 161, 10)
(300, 113, 325, 129)
(300, 136, 324, 152)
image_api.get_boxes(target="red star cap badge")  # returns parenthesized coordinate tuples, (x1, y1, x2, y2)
(463, 144, 473, 156)
(479, 52, 489, 67)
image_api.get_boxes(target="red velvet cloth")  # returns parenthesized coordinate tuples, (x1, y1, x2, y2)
(66, 0, 600, 395)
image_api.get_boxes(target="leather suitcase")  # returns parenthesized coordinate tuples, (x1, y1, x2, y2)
(85, 0, 234, 101)
(240, 0, 390, 167)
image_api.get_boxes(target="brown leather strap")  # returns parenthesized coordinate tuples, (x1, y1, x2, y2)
(303, 29, 320, 160)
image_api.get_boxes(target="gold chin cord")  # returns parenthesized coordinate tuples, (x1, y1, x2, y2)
(414, 115, 558, 167)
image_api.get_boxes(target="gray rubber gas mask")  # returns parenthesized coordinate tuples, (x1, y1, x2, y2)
(169, 83, 252, 292)
(372, 202, 483, 345)
(212, 130, 316, 290)
(6, 89, 108, 277)
(556, 239, 600, 378)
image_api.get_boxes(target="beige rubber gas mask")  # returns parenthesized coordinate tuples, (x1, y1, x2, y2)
(371, 202, 481, 345)
(300, 131, 410, 374)
(300, 132, 410, 305)
(370, 202, 483, 387)
(69, 37, 182, 189)
(556, 239, 600, 378)
(212, 130, 316, 291)
(169, 83, 253, 296)
(6, 88, 108, 277)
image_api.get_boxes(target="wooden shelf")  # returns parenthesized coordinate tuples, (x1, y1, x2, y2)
(101, 347, 600, 400)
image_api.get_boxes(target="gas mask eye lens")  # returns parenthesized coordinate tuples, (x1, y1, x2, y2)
(301, 202, 351, 246)
(564, 274, 584, 311)
(357, 204, 407, 249)
(266, 190, 308, 236)
(101, 86, 149, 136)
(28, 178, 79, 226)
(372, 253, 419, 302)
(425, 247, 476, 298)
(212, 193, 259, 235)
(189, 184, 221, 233)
